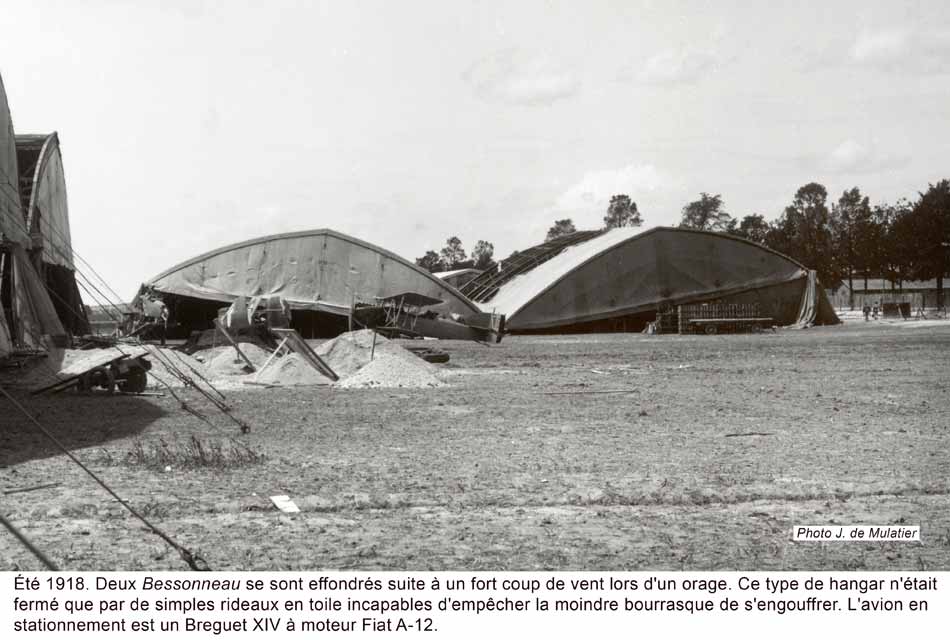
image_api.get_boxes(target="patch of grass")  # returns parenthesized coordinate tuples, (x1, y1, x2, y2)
(119, 436, 265, 470)
(139, 501, 172, 519)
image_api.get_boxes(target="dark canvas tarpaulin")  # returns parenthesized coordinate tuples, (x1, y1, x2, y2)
(141, 229, 479, 318)
(0, 74, 29, 246)
(11, 244, 66, 348)
(795, 270, 818, 327)
(0, 298, 11, 357)
(17, 133, 75, 269)
(481, 227, 840, 331)
(45, 264, 89, 335)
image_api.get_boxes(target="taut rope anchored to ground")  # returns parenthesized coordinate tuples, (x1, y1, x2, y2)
(0, 511, 60, 570)
(2, 202, 252, 434)
(0, 385, 210, 571)
(140, 344, 251, 434)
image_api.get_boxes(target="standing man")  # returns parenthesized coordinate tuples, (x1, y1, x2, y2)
(143, 293, 169, 346)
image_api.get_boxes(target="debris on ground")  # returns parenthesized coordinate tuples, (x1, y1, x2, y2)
(270, 495, 300, 513)
(4, 329, 449, 393)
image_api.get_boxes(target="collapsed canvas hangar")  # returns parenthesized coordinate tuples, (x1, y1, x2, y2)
(461, 226, 840, 333)
(136, 229, 483, 338)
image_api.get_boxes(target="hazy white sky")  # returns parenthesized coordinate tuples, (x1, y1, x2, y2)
(2, 1, 948, 298)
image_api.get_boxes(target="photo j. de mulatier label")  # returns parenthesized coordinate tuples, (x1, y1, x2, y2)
(792, 526, 920, 542)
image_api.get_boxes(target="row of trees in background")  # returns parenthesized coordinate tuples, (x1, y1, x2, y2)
(675, 181, 950, 307)
(415, 237, 496, 272)
(544, 194, 643, 242)
(415, 193, 647, 273)
(415, 179, 949, 307)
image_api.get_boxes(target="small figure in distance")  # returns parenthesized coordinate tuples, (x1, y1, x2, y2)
(863, 303, 871, 322)
(143, 294, 169, 346)
(872, 301, 879, 320)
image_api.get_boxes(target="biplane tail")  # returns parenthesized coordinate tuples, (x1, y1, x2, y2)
(459, 311, 506, 343)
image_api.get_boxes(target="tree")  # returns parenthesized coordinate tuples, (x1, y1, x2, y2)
(768, 182, 840, 286)
(415, 250, 443, 273)
(546, 219, 577, 241)
(604, 195, 641, 229)
(877, 200, 915, 290)
(472, 240, 495, 270)
(908, 179, 950, 308)
(732, 214, 770, 244)
(439, 236, 468, 270)
(679, 193, 733, 231)
(830, 187, 873, 308)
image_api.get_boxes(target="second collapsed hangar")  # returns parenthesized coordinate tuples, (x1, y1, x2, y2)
(137, 229, 486, 338)
(461, 226, 840, 333)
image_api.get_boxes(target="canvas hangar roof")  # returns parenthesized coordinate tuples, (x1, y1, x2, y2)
(140, 228, 480, 318)
(467, 226, 839, 332)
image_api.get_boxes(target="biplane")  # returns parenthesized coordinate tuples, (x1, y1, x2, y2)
(351, 292, 505, 343)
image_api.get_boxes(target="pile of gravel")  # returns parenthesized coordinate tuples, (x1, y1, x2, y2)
(316, 330, 429, 377)
(335, 352, 444, 389)
(254, 353, 332, 387)
(201, 344, 272, 377)
(311, 329, 446, 389)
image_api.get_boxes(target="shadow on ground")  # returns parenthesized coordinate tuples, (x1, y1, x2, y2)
(0, 389, 168, 467)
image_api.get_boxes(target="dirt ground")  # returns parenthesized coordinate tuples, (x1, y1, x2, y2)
(2, 319, 949, 571)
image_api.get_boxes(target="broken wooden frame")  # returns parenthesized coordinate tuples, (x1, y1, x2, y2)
(213, 319, 257, 372)
(30, 346, 151, 395)
(251, 327, 338, 384)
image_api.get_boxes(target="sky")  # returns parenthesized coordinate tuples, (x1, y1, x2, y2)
(1, 0, 949, 299)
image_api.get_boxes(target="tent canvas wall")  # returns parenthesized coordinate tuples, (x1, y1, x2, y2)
(0, 75, 30, 246)
(9, 243, 67, 348)
(138, 229, 480, 338)
(0, 298, 11, 357)
(466, 226, 840, 333)
(0, 71, 75, 354)
(15, 133, 88, 335)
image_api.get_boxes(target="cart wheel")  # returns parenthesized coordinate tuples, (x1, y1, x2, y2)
(118, 367, 148, 393)
(705, 324, 718, 335)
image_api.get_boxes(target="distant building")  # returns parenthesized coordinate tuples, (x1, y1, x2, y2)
(828, 277, 949, 310)
(433, 268, 482, 290)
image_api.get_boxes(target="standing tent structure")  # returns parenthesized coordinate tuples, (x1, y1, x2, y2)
(0, 73, 19, 358)
(16, 133, 88, 335)
(0, 72, 69, 355)
(0, 75, 29, 247)
(137, 229, 481, 338)
(462, 226, 839, 333)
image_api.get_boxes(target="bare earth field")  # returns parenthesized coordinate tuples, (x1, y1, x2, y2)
(2, 320, 949, 571)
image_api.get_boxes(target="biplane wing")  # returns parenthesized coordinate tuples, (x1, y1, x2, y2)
(376, 292, 445, 308)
